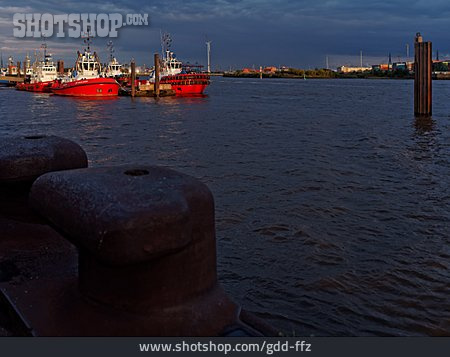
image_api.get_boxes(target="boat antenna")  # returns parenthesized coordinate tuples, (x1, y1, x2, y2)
(160, 31, 172, 59)
(160, 29, 163, 57)
(107, 40, 115, 61)
(82, 28, 93, 52)
(41, 34, 47, 59)
(0, 50, 3, 68)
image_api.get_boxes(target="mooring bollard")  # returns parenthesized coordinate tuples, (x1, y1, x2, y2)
(0, 138, 273, 336)
(414, 33, 432, 117)
(0, 135, 88, 336)
(0, 135, 88, 218)
(0, 135, 88, 184)
(18, 165, 243, 336)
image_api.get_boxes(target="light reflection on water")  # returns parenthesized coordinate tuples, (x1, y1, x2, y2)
(0, 79, 449, 336)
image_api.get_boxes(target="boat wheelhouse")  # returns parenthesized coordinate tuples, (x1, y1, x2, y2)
(7, 57, 17, 75)
(105, 57, 123, 77)
(24, 54, 33, 76)
(51, 34, 119, 97)
(16, 45, 58, 92)
(148, 33, 210, 95)
(104, 41, 123, 78)
(73, 48, 102, 79)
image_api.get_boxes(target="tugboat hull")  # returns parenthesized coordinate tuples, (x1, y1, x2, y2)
(51, 78, 119, 97)
(161, 74, 210, 95)
(16, 81, 53, 93)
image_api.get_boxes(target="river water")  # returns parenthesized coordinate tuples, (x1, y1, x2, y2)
(1, 78, 449, 336)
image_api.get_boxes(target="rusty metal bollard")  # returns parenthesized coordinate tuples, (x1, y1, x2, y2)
(0, 135, 88, 336)
(24, 165, 244, 336)
(0, 135, 88, 184)
(0, 135, 87, 217)
(0, 134, 88, 242)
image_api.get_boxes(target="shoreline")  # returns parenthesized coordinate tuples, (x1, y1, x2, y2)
(219, 73, 450, 80)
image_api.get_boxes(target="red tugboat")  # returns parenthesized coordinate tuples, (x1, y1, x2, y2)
(148, 33, 210, 95)
(16, 45, 57, 93)
(51, 35, 119, 97)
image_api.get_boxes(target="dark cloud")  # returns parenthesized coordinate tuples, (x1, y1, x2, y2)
(0, 0, 448, 69)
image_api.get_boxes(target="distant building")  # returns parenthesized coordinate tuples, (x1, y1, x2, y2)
(392, 62, 407, 70)
(373, 62, 406, 72)
(433, 60, 450, 72)
(241, 66, 279, 74)
(263, 66, 277, 73)
(372, 64, 388, 71)
(337, 66, 371, 73)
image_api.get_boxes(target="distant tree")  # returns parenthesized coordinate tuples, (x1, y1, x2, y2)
(434, 62, 449, 72)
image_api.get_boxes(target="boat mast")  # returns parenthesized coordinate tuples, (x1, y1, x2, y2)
(40, 34, 48, 64)
(161, 32, 172, 61)
(160, 30, 164, 59)
(83, 29, 92, 52)
(107, 40, 114, 62)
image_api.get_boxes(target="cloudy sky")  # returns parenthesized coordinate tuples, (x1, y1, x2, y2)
(0, 0, 449, 70)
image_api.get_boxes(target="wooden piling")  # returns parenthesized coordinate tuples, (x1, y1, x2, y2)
(131, 61, 136, 98)
(17, 61, 21, 76)
(154, 53, 160, 97)
(414, 33, 432, 117)
(57, 60, 64, 74)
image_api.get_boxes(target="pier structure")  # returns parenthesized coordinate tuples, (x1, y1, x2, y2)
(121, 55, 173, 97)
(414, 33, 432, 117)
(0, 75, 24, 85)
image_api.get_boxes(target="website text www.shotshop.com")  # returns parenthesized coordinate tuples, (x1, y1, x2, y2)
(139, 340, 312, 354)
